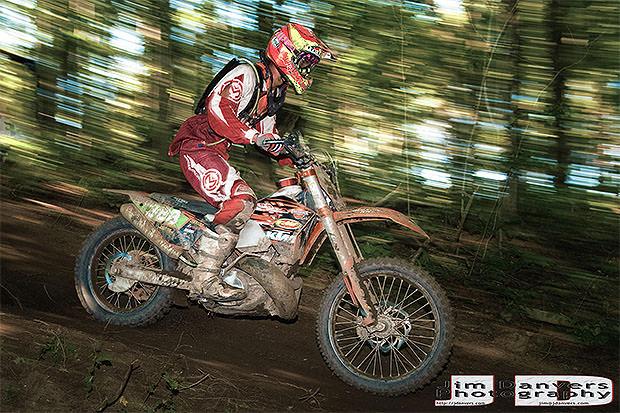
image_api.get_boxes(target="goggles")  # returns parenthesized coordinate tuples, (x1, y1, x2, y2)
(295, 51, 321, 77)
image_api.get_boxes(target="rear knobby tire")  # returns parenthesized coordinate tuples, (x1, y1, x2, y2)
(74, 216, 174, 327)
(316, 258, 454, 396)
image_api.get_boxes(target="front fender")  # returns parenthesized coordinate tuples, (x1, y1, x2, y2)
(300, 207, 429, 265)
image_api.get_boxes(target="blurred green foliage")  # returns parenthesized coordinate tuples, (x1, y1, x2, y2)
(2, 0, 618, 238)
(0, 0, 618, 344)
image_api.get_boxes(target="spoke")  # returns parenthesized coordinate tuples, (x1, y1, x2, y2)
(343, 339, 365, 358)
(145, 243, 157, 256)
(393, 279, 404, 308)
(113, 238, 123, 254)
(131, 291, 141, 308)
(379, 276, 388, 304)
(403, 341, 425, 364)
(335, 325, 359, 333)
(129, 290, 141, 306)
(398, 333, 431, 357)
(337, 305, 359, 319)
(405, 304, 430, 320)
(410, 323, 436, 331)
(117, 236, 124, 253)
(377, 341, 384, 378)
(336, 335, 360, 343)
(335, 312, 357, 322)
(349, 339, 368, 365)
(370, 344, 378, 376)
(394, 329, 435, 350)
(409, 334, 435, 340)
(386, 277, 396, 304)
(335, 320, 357, 326)
(411, 310, 434, 322)
(135, 237, 147, 252)
(393, 345, 417, 370)
(339, 338, 364, 352)
(368, 340, 383, 377)
(393, 285, 417, 310)
(391, 347, 403, 377)
(99, 250, 112, 262)
(109, 242, 125, 255)
(405, 341, 430, 365)
(341, 297, 357, 307)
(356, 343, 377, 370)
(399, 295, 427, 314)
(408, 337, 434, 349)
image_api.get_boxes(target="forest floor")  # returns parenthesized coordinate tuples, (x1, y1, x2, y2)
(0, 191, 618, 412)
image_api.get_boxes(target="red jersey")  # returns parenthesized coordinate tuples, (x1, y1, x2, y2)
(168, 63, 277, 159)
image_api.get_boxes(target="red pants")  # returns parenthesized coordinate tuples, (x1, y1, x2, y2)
(180, 150, 256, 227)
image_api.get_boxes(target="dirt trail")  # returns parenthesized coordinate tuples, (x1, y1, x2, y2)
(1, 196, 617, 412)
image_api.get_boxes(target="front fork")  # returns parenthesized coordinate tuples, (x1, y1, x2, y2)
(301, 168, 377, 326)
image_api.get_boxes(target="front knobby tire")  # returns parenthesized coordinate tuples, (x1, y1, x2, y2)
(75, 217, 174, 327)
(316, 258, 454, 396)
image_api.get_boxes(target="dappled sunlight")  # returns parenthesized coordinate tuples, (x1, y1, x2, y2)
(1, 0, 616, 217)
(269, 368, 324, 386)
(0, 2, 618, 408)
(12, 213, 44, 226)
(0, 314, 24, 337)
(0, 244, 31, 262)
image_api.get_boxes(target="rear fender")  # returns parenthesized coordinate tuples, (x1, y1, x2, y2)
(300, 207, 429, 266)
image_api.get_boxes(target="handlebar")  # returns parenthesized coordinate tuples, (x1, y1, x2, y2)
(281, 130, 314, 168)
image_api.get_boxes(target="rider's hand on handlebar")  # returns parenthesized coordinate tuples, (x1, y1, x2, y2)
(254, 132, 285, 156)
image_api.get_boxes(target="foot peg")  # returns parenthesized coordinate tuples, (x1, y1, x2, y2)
(189, 283, 247, 302)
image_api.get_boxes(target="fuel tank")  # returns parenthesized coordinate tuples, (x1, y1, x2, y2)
(251, 196, 316, 247)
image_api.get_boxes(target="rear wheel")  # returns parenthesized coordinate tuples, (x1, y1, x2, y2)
(316, 258, 453, 395)
(75, 217, 174, 326)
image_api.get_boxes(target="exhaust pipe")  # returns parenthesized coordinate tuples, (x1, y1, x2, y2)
(110, 261, 192, 290)
(120, 203, 185, 261)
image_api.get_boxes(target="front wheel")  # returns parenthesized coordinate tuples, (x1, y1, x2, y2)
(316, 258, 454, 396)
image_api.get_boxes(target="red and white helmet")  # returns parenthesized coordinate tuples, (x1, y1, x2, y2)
(265, 23, 335, 94)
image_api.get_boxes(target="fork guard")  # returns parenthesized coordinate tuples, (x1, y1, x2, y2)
(300, 207, 429, 265)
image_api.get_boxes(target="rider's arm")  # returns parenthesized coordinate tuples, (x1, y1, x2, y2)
(206, 71, 260, 145)
(259, 115, 277, 135)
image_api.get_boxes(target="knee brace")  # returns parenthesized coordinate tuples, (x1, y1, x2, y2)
(213, 195, 256, 233)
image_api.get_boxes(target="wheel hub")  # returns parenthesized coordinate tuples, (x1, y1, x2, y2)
(355, 305, 412, 353)
(105, 252, 136, 293)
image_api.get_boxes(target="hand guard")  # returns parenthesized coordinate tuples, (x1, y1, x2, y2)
(255, 132, 285, 156)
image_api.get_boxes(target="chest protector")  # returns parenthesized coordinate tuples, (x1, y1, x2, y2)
(194, 55, 287, 127)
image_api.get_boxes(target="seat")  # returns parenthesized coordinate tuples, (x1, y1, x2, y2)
(150, 193, 218, 218)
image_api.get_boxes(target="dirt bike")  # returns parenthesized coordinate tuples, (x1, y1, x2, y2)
(75, 131, 454, 395)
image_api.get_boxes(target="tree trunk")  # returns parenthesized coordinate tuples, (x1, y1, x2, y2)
(144, 0, 173, 159)
(549, 0, 569, 187)
(503, 0, 523, 218)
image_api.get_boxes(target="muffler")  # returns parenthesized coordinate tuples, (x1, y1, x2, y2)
(120, 203, 185, 260)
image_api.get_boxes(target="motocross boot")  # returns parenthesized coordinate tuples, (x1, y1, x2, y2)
(190, 225, 246, 302)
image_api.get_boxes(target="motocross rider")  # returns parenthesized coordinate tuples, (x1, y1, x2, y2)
(168, 23, 334, 301)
